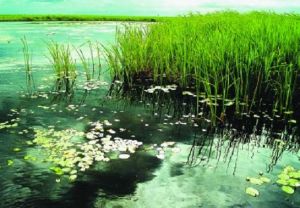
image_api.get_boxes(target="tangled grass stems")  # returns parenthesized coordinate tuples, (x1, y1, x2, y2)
(105, 11, 300, 123)
(76, 41, 103, 81)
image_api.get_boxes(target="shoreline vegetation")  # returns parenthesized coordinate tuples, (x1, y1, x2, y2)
(0, 14, 165, 22)
(14, 11, 300, 125)
(105, 11, 300, 123)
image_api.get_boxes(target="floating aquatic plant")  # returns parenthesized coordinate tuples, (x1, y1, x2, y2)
(245, 187, 259, 197)
(28, 120, 145, 181)
(0, 118, 20, 130)
(276, 166, 300, 194)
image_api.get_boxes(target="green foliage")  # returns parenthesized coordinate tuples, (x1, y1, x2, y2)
(106, 12, 300, 123)
(47, 42, 77, 95)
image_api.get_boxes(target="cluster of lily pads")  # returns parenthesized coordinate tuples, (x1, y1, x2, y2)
(0, 120, 19, 130)
(144, 84, 177, 93)
(33, 128, 85, 180)
(276, 166, 300, 194)
(245, 166, 300, 197)
(86, 120, 143, 160)
(245, 173, 271, 197)
(29, 120, 145, 181)
(0, 109, 20, 130)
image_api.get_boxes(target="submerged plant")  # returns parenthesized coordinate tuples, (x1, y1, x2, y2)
(21, 36, 35, 94)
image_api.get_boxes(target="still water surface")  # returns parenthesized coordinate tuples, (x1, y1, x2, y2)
(0, 22, 299, 208)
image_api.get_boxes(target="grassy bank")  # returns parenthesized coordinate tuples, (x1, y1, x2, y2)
(0, 14, 165, 22)
(105, 11, 300, 121)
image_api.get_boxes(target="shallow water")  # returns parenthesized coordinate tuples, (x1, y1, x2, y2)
(0, 22, 299, 208)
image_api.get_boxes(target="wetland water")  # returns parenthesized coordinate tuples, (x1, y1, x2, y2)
(0, 22, 299, 208)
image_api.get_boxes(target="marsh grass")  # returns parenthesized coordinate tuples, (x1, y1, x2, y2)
(21, 36, 35, 94)
(76, 41, 103, 81)
(47, 42, 77, 95)
(105, 12, 300, 123)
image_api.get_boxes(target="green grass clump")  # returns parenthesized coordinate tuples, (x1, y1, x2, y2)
(47, 42, 77, 95)
(106, 12, 300, 121)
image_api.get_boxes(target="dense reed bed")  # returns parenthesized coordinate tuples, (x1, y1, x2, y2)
(0, 14, 163, 22)
(105, 12, 300, 121)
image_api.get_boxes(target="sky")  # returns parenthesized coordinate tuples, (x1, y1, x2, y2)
(0, 0, 299, 15)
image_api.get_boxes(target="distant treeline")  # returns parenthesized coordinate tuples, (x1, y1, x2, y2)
(0, 14, 167, 22)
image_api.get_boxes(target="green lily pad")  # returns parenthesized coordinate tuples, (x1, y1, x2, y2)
(278, 173, 289, 180)
(283, 166, 295, 174)
(288, 179, 300, 187)
(288, 171, 300, 179)
(277, 179, 288, 186)
(281, 186, 294, 194)
(50, 167, 64, 175)
(26, 141, 34, 145)
(246, 177, 264, 185)
(259, 176, 271, 183)
(24, 155, 37, 161)
(7, 160, 14, 166)
(13, 148, 21, 152)
(69, 174, 77, 181)
(246, 187, 259, 197)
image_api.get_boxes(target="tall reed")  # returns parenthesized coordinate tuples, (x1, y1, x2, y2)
(76, 41, 103, 81)
(105, 12, 300, 122)
(21, 36, 35, 94)
(47, 42, 77, 95)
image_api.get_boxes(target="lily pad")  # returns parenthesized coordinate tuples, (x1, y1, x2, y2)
(69, 175, 77, 181)
(276, 179, 288, 186)
(281, 186, 294, 194)
(246, 177, 264, 185)
(278, 173, 289, 180)
(245, 187, 259, 197)
(24, 155, 37, 161)
(283, 166, 295, 174)
(119, 154, 130, 159)
(13, 148, 21, 152)
(50, 167, 64, 175)
(288, 119, 297, 124)
(288, 171, 300, 179)
(288, 179, 300, 187)
(7, 160, 14, 166)
(259, 176, 271, 183)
